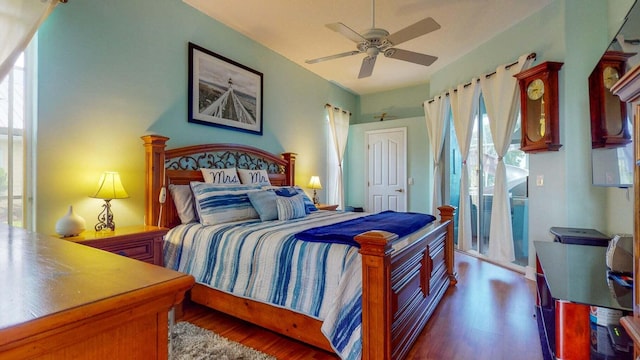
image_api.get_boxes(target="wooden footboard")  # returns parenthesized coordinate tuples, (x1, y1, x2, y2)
(188, 206, 456, 360)
(356, 205, 456, 360)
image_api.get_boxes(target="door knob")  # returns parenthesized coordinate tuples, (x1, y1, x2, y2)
(395, 189, 404, 193)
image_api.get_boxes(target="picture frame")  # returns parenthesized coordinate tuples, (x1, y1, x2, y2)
(188, 42, 263, 135)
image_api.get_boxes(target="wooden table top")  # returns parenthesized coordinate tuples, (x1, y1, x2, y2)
(0, 224, 193, 341)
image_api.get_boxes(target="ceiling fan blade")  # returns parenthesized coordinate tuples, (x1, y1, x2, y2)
(305, 50, 362, 64)
(384, 48, 437, 66)
(326, 22, 367, 43)
(385, 17, 441, 46)
(358, 56, 377, 78)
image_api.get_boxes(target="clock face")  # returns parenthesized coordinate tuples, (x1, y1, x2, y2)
(527, 79, 545, 100)
(603, 66, 620, 89)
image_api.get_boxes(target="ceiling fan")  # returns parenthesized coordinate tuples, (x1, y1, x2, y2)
(305, 0, 441, 79)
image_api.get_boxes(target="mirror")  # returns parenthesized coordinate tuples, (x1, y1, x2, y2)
(591, 2, 640, 188)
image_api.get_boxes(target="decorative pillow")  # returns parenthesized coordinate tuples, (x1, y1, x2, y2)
(238, 168, 272, 186)
(190, 182, 260, 225)
(293, 186, 319, 213)
(168, 184, 198, 224)
(276, 194, 307, 221)
(271, 186, 297, 197)
(247, 190, 278, 221)
(264, 186, 318, 214)
(200, 168, 241, 185)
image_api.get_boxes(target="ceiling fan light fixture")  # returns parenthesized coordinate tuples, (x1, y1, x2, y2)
(305, 0, 440, 78)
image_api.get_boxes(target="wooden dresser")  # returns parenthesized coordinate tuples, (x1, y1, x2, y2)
(0, 225, 194, 359)
(612, 62, 640, 358)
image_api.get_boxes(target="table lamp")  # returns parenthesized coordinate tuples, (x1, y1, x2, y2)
(90, 171, 129, 231)
(307, 176, 322, 205)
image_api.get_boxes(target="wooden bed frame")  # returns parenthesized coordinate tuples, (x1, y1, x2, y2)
(142, 135, 457, 360)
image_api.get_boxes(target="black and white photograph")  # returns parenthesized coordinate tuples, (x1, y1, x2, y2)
(188, 42, 263, 135)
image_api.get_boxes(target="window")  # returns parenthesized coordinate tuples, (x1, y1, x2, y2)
(0, 43, 36, 229)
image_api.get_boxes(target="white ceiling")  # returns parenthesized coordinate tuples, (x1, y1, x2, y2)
(183, 0, 552, 95)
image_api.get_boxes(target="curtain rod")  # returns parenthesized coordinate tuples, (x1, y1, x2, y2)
(424, 52, 536, 105)
(325, 103, 352, 116)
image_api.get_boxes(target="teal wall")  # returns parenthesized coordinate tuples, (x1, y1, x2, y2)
(37, 0, 357, 233)
(354, 83, 429, 124)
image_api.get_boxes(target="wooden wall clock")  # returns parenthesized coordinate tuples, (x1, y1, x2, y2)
(589, 51, 634, 148)
(514, 61, 564, 153)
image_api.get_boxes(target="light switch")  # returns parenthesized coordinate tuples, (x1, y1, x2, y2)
(536, 175, 544, 187)
(408, 177, 414, 185)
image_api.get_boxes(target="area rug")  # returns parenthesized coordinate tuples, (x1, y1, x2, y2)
(170, 321, 276, 360)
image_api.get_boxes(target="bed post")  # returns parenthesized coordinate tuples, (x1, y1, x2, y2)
(438, 205, 457, 286)
(281, 152, 296, 185)
(355, 230, 396, 360)
(142, 135, 169, 227)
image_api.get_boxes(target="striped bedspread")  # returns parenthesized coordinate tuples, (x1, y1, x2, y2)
(163, 210, 371, 360)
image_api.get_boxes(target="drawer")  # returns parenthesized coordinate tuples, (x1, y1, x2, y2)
(112, 241, 153, 260)
(89, 238, 155, 261)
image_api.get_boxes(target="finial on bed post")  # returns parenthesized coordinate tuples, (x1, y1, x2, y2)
(142, 135, 169, 227)
(281, 152, 297, 186)
(438, 205, 457, 286)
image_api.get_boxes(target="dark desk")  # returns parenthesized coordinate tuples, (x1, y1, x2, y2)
(535, 241, 632, 359)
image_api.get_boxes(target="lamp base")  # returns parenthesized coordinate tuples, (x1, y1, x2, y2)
(95, 199, 116, 231)
(312, 189, 319, 205)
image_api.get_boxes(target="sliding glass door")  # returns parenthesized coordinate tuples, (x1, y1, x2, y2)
(448, 96, 529, 267)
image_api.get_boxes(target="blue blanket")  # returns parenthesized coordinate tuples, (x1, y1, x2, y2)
(295, 211, 436, 247)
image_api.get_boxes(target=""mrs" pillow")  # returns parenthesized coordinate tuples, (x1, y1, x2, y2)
(200, 168, 241, 184)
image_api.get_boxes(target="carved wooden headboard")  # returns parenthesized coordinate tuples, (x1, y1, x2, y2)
(142, 135, 296, 228)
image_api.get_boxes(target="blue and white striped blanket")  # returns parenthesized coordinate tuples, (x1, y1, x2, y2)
(164, 210, 371, 360)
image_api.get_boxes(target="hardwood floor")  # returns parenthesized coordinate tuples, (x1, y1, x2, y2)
(179, 251, 543, 359)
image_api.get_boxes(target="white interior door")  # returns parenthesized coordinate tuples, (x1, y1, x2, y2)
(366, 128, 407, 213)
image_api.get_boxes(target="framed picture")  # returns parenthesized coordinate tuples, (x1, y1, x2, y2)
(188, 42, 263, 135)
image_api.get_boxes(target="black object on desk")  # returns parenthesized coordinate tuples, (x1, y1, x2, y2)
(550, 226, 610, 246)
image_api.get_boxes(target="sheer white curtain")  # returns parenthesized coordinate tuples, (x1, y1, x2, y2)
(326, 104, 350, 209)
(480, 53, 533, 263)
(423, 94, 450, 215)
(449, 80, 480, 251)
(0, 0, 61, 82)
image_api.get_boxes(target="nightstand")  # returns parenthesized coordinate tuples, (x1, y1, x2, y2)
(317, 204, 338, 211)
(62, 225, 168, 266)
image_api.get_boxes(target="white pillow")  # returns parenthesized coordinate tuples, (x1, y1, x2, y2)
(238, 169, 272, 186)
(190, 182, 260, 225)
(168, 184, 198, 224)
(276, 194, 307, 221)
(200, 168, 240, 184)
